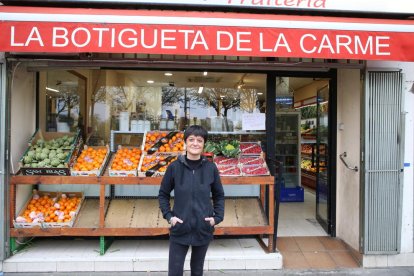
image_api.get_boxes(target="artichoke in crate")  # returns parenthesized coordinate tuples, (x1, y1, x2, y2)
(36, 139, 45, 147)
(27, 150, 36, 158)
(49, 150, 57, 159)
(57, 152, 67, 160)
(23, 155, 33, 164)
(50, 158, 61, 167)
(39, 152, 48, 161)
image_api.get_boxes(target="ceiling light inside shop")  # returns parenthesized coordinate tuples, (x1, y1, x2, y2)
(203, 71, 208, 76)
(164, 72, 173, 76)
(257, 92, 263, 95)
(198, 85, 204, 94)
(46, 87, 59, 93)
(147, 80, 154, 84)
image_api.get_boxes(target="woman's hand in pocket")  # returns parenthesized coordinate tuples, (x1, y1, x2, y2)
(205, 217, 215, 226)
(170, 216, 183, 227)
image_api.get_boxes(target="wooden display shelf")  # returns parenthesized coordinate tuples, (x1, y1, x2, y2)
(10, 175, 273, 186)
(301, 169, 316, 190)
(9, 174, 275, 253)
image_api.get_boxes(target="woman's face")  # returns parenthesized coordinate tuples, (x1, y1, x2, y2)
(185, 135, 205, 158)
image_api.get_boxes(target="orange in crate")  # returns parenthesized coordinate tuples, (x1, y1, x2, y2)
(143, 131, 185, 154)
(139, 154, 177, 172)
(72, 146, 108, 171)
(109, 147, 142, 176)
(14, 190, 83, 227)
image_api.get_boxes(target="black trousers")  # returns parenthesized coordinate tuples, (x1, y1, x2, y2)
(168, 240, 209, 276)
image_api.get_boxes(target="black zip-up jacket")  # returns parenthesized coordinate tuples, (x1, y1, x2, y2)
(158, 155, 225, 246)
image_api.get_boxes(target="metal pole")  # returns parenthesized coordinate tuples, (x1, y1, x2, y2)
(266, 72, 278, 251)
(0, 54, 7, 261)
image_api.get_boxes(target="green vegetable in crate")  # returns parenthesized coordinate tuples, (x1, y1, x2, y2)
(204, 141, 220, 155)
(35, 152, 42, 161)
(219, 140, 240, 158)
(36, 139, 45, 147)
(49, 150, 57, 159)
(225, 144, 235, 151)
(22, 133, 77, 168)
(23, 156, 33, 164)
(57, 152, 66, 160)
(51, 158, 61, 167)
(39, 152, 48, 160)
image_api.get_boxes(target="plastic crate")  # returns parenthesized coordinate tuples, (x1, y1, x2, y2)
(280, 186, 304, 202)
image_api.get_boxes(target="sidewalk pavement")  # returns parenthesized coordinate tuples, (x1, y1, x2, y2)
(3, 267, 414, 276)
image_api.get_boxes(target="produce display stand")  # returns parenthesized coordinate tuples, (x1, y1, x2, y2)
(301, 169, 317, 189)
(9, 173, 275, 255)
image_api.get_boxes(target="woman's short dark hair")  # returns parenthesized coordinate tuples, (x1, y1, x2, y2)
(184, 125, 208, 143)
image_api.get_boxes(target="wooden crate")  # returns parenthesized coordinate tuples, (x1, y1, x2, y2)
(19, 129, 82, 176)
(14, 191, 84, 228)
(108, 146, 142, 177)
(138, 153, 178, 177)
(70, 145, 110, 176)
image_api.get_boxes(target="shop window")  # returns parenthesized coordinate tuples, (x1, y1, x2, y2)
(39, 70, 266, 145)
(85, 70, 266, 145)
(42, 70, 86, 134)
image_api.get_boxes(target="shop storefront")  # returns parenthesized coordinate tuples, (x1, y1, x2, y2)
(0, 1, 413, 271)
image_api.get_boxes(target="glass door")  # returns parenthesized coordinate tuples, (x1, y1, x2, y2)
(315, 85, 330, 233)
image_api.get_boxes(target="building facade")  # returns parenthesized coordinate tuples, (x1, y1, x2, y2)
(0, 0, 413, 271)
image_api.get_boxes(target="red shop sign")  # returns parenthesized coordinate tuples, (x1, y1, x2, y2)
(1, 7, 414, 61)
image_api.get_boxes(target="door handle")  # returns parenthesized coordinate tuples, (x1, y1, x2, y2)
(339, 152, 358, 172)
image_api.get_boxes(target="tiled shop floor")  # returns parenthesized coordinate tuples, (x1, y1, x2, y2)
(277, 237, 360, 269)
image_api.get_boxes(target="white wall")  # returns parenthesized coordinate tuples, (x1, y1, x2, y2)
(336, 69, 361, 251)
(10, 63, 36, 212)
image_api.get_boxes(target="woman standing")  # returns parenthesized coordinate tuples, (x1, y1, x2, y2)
(158, 125, 225, 276)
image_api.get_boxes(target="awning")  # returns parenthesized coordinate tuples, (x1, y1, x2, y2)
(1, 6, 414, 61)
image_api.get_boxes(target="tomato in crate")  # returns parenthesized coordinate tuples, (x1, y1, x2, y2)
(217, 165, 241, 176)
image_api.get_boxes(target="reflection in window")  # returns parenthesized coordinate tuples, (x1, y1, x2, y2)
(40, 70, 266, 146)
(44, 71, 85, 134)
